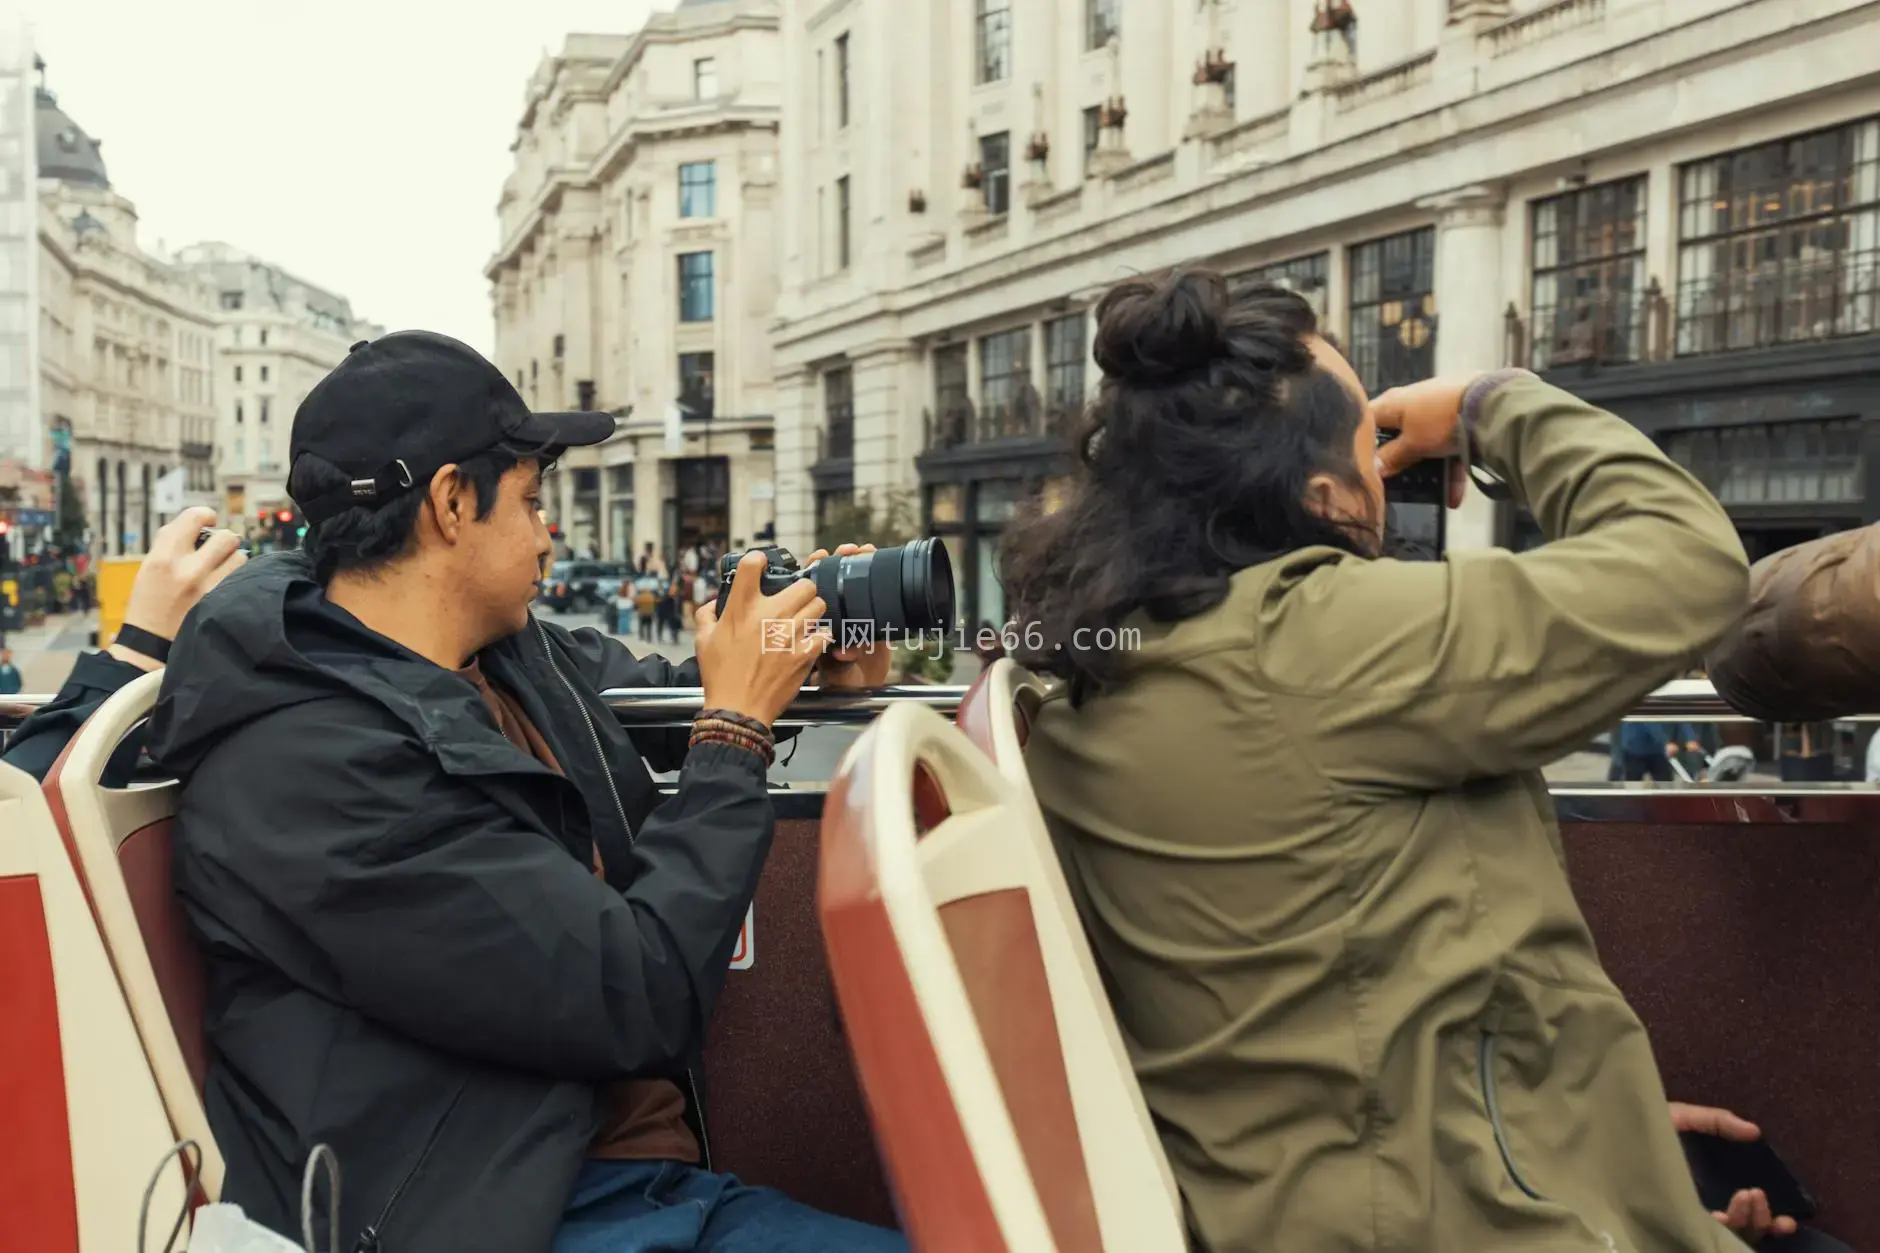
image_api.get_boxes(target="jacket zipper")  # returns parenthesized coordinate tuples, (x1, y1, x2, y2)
(532, 618, 713, 1172)
(1477, 1031, 1625, 1250)
(1477, 1031, 1546, 1201)
(534, 619, 634, 849)
(353, 1080, 468, 1252)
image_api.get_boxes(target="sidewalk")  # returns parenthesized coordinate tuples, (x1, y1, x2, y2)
(3, 611, 92, 694)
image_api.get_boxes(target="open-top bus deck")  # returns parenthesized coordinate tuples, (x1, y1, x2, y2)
(1, 676, 1874, 1251)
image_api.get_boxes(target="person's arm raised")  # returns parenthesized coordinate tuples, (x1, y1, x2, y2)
(4, 507, 243, 784)
(1270, 371, 1748, 791)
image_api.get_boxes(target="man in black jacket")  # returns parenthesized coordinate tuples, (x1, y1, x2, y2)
(144, 332, 903, 1253)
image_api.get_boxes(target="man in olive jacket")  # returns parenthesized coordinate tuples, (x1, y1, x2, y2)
(1023, 365, 1752, 1253)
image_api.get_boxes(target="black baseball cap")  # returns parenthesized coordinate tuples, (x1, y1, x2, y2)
(289, 331, 615, 525)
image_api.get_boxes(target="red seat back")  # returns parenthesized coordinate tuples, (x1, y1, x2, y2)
(42, 670, 223, 1201)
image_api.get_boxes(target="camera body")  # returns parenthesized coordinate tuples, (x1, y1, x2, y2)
(1377, 430, 1450, 507)
(715, 545, 806, 601)
(713, 539, 956, 639)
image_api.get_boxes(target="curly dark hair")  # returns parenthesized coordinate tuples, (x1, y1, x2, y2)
(999, 267, 1372, 704)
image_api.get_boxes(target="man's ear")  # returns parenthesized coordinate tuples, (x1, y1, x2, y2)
(1302, 472, 1341, 521)
(426, 464, 468, 545)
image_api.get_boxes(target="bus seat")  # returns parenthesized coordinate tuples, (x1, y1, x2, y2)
(42, 670, 223, 1203)
(822, 702, 1186, 1252)
(956, 657, 1047, 768)
(0, 759, 191, 1251)
(1565, 821, 1880, 1248)
(698, 812, 896, 1227)
(956, 658, 1186, 1240)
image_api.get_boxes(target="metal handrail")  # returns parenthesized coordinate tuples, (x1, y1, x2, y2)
(0, 678, 1868, 735)
(0, 684, 974, 734)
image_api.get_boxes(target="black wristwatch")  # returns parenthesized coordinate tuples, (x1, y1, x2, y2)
(113, 623, 172, 664)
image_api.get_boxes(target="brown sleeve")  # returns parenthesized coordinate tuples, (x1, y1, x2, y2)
(1705, 524, 1880, 722)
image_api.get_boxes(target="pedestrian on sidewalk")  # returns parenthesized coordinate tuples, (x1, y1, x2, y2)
(614, 575, 636, 635)
(0, 646, 21, 695)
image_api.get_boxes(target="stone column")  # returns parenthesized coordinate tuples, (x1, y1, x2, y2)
(1418, 183, 1509, 551)
(853, 343, 916, 505)
(595, 458, 613, 559)
(773, 366, 818, 558)
(633, 443, 662, 566)
(555, 463, 576, 553)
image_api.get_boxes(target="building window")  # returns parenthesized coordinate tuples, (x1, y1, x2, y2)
(1086, 0, 1120, 50)
(980, 132, 1011, 216)
(978, 327, 1031, 439)
(836, 175, 852, 269)
(259, 329, 268, 346)
(1529, 176, 1648, 370)
(816, 487, 855, 535)
(835, 33, 851, 129)
(1234, 252, 1330, 322)
(679, 161, 717, 219)
(1347, 227, 1438, 394)
(932, 343, 971, 448)
(1662, 419, 1863, 506)
(1675, 117, 1880, 356)
(1044, 313, 1087, 431)
(822, 367, 855, 461)
(678, 252, 715, 322)
(678, 352, 715, 420)
(233, 365, 243, 383)
(976, 0, 1012, 85)
(259, 397, 271, 424)
(234, 401, 244, 424)
(694, 58, 718, 100)
(1083, 106, 1102, 175)
(259, 365, 270, 382)
(221, 292, 243, 310)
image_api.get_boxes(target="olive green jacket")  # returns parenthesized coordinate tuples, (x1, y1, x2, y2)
(1024, 372, 1750, 1252)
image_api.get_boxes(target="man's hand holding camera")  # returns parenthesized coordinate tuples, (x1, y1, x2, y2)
(802, 543, 894, 691)
(693, 549, 832, 728)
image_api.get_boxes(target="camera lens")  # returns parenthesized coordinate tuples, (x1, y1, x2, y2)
(808, 538, 956, 636)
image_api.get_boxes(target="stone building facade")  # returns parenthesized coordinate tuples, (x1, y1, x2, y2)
(771, 0, 1880, 628)
(174, 241, 381, 525)
(32, 57, 219, 555)
(487, 0, 783, 564)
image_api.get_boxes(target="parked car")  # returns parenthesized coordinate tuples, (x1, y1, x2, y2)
(539, 559, 627, 612)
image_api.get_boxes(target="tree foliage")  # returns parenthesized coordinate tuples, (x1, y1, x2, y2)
(813, 489, 955, 683)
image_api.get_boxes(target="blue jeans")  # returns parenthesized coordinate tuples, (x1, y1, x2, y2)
(553, 1160, 905, 1253)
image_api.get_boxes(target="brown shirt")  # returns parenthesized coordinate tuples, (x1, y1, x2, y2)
(459, 660, 700, 1165)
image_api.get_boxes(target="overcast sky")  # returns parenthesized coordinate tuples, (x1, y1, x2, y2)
(27, 0, 671, 355)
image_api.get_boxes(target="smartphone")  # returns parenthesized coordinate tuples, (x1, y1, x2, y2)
(1679, 1131, 1818, 1221)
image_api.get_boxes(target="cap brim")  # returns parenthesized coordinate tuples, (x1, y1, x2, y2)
(511, 409, 616, 450)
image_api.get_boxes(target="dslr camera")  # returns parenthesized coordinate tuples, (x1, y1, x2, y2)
(714, 540, 957, 639)
(1376, 430, 1450, 507)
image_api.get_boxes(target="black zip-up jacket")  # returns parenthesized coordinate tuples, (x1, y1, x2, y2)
(145, 552, 773, 1253)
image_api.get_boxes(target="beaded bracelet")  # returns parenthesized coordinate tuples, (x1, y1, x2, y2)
(697, 707, 773, 737)
(693, 721, 773, 754)
(689, 727, 776, 768)
(694, 713, 775, 742)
